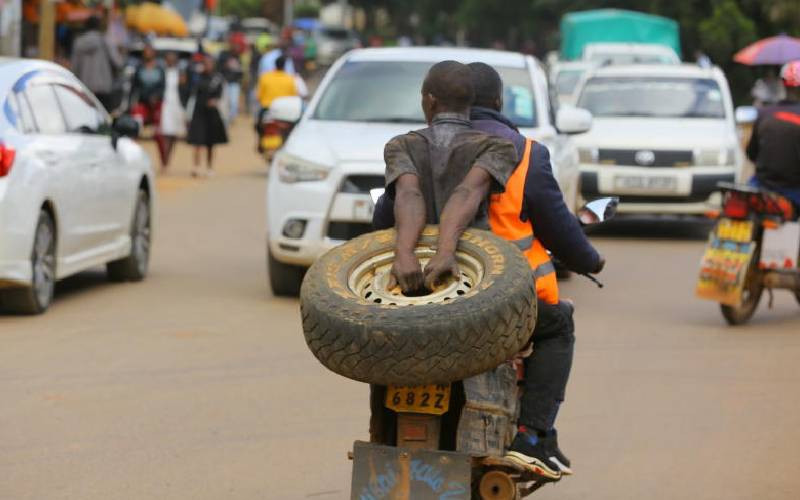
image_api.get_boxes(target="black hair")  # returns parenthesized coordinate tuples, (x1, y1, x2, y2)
(467, 62, 502, 110)
(86, 15, 101, 31)
(422, 60, 474, 112)
(275, 55, 287, 71)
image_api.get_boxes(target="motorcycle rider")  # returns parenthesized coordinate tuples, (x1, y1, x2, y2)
(746, 60, 800, 209)
(374, 62, 604, 481)
(383, 60, 518, 292)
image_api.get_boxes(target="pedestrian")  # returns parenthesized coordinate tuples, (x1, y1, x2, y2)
(158, 52, 187, 172)
(752, 67, 786, 107)
(217, 38, 245, 123)
(130, 44, 167, 166)
(186, 55, 228, 178)
(258, 38, 295, 76)
(70, 15, 122, 112)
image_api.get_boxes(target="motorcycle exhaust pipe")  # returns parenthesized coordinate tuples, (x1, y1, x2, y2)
(763, 271, 800, 290)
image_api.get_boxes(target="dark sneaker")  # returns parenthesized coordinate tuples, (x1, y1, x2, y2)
(505, 427, 562, 481)
(542, 430, 573, 475)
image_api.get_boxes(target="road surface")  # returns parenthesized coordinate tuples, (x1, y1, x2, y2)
(2, 119, 799, 500)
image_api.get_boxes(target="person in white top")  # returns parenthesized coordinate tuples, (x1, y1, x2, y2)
(159, 52, 187, 171)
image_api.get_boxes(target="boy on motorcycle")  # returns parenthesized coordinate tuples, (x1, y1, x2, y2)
(383, 60, 518, 292)
(746, 60, 800, 209)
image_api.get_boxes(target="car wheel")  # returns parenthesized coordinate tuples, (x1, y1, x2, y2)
(107, 189, 150, 282)
(2, 210, 56, 314)
(268, 248, 305, 297)
(299, 226, 537, 385)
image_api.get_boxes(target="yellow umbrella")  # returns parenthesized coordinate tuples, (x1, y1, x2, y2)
(129, 2, 188, 37)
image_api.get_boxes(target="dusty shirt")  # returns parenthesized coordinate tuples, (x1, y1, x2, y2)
(383, 112, 517, 229)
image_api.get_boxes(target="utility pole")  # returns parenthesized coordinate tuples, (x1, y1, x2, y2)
(38, 0, 55, 60)
(284, 0, 293, 26)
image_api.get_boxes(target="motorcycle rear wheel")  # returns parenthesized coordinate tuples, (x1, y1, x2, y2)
(720, 248, 763, 326)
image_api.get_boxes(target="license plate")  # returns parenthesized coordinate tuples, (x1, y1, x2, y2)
(351, 199, 374, 221)
(385, 384, 450, 415)
(716, 218, 754, 243)
(614, 175, 677, 193)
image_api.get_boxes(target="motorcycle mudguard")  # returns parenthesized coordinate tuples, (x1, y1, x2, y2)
(350, 441, 471, 500)
(696, 219, 756, 306)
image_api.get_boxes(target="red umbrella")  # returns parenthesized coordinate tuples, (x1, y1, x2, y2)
(734, 34, 800, 65)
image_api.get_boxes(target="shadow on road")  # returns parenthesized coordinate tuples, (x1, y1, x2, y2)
(53, 270, 115, 301)
(586, 215, 714, 241)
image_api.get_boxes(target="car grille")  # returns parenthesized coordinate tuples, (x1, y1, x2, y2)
(339, 175, 384, 193)
(598, 149, 693, 167)
(327, 222, 373, 240)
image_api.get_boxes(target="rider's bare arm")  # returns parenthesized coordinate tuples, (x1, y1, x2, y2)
(391, 173, 426, 292)
(424, 167, 492, 289)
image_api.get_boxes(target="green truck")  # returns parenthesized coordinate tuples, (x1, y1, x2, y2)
(560, 9, 681, 61)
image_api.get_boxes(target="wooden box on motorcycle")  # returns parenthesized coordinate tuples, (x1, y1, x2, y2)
(299, 226, 537, 386)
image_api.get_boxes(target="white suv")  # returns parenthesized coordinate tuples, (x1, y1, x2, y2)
(265, 47, 590, 295)
(573, 64, 742, 215)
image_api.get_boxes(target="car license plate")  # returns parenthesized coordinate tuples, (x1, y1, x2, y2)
(351, 199, 374, 221)
(613, 175, 677, 193)
(385, 384, 450, 415)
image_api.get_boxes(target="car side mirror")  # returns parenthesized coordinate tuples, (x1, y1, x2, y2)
(577, 197, 618, 225)
(113, 115, 140, 138)
(556, 106, 592, 135)
(735, 106, 757, 125)
(268, 96, 304, 123)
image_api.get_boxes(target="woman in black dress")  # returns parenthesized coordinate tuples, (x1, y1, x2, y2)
(187, 55, 228, 177)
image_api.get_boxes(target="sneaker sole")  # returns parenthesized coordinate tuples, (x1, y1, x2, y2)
(504, 452, 562, 480)
(549, 455, 573, 475)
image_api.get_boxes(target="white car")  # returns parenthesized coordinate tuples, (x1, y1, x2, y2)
(265, 47, 591, 295)
(0, 58, 155, 314)
(582, 43, 681, 65)
(549, 60, 598, 106)
(572, 64, 742, 215)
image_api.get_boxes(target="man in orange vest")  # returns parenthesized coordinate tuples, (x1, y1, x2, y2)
(467, 62, 604, 480)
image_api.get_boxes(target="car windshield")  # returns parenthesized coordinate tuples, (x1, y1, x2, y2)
(313, 60, 538, 128)
(588, 53, 675, 65)
(555, 69, 585, 95)
(577, 77, 726, 119)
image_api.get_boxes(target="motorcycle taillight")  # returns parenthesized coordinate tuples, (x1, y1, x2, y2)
(0, 142, 15, 177)
(723, 193, 748, 219)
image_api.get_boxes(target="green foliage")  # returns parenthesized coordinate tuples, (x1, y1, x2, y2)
(220, 0, 263, 18)
(295, 2, 321, 18)
(698, 0, 757, 63)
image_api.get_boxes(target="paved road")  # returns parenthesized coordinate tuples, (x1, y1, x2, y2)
(2, 120, 800, 500)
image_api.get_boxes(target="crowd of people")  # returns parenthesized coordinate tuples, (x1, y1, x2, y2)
(65, 14, 309, 177)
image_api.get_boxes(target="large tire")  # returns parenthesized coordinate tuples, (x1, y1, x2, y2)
(268, 249, 305, 297)
(2, 210, 56, 315)
(107, 189, 151, 282)
(720, 246, 763, 326)
(300, 226, 537, 385)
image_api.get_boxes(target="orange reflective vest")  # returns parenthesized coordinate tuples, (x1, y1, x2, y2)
(489, 139, 559, 305)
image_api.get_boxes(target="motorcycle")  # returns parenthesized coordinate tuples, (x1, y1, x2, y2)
(259, 97, 303, 161)
(349, 197, 618, 500)
(696, 183, 800, 325)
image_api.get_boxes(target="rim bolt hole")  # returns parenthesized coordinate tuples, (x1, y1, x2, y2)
(365, 291, 372, 298)
(457, 290, 465, 296)
(374, 298, 382, 304)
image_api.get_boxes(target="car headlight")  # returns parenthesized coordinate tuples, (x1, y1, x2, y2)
(694, 148, 736, 166)
(276, 153, 331, 183)
(577, 147, 598, 163)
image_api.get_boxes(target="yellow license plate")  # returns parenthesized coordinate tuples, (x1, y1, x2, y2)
(716, 218, 754, 243)
(385, 384, 450, 415)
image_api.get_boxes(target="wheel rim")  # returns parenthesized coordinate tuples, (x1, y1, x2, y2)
(479, 470, 516, 499)
(32, 219, 55, 307)
(132, 196, 151, 275)
(347, 248, 484, 306)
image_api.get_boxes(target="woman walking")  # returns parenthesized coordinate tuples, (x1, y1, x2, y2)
(158, 52, 186, 171)
(130, 44, 167, 165)
(186, 55, 228, 177)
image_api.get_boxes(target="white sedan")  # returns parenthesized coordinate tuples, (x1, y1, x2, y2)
(265, 47, 591, 295)
(0, 58, 155, 314)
